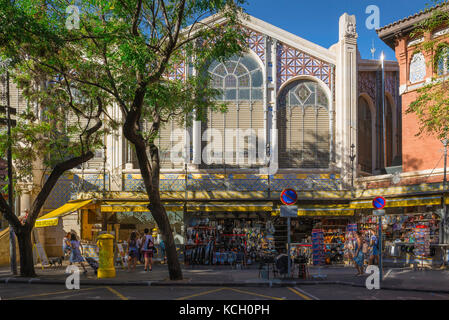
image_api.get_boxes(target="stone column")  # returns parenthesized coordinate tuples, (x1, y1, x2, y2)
(107, 102, 124, 191)
(335, 13, 358, 189)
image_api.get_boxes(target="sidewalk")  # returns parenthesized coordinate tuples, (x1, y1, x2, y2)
(1, 262, 449, 293)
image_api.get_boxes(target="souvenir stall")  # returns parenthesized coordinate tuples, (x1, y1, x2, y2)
(184, 212, 274, 266)
(289, 217, 350, 265)
(356, 206, 442, 267)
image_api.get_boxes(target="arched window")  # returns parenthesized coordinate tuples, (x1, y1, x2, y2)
(204, 53, 264, 167)
(278, 80, 330, 168)
(437, 45, 449, 76)
(357, 96, 372, 173)
(409, 52, 426, 84)
(209, 53, 263, 101)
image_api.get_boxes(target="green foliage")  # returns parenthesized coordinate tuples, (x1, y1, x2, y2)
(0, 0, 248, 147)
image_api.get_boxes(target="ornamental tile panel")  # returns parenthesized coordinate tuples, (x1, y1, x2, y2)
(245, 28, 265, 63)
(358, 71, 376, 102)
(277, 43, 332, 89)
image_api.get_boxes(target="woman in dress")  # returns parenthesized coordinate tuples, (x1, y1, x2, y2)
(69, 233, 88, 274)
(127, 231, 139, 272)
(353, 231, 365, 276)
(140, 228, 154, 272)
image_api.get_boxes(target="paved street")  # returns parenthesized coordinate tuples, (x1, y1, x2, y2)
(1, 283, 448, 300)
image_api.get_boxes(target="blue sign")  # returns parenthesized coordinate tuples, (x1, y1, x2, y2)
(281, 189, 298, 205)
(372, 196, 386, 209)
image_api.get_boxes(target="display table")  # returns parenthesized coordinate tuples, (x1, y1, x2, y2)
(384, 242, 449, 268)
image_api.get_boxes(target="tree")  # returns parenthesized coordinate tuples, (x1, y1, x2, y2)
(0, 60, 109, 277)
(0, 0, 248, 280)
(408, 0, 449, 139)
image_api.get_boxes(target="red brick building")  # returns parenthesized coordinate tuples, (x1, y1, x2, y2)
(364, 5, 449, 188)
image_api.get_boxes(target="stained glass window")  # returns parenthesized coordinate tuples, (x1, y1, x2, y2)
(208, 53, 263, 101)
(278, 80, 330, 169)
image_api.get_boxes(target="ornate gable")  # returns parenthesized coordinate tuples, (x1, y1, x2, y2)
(276, 42, 332, 89)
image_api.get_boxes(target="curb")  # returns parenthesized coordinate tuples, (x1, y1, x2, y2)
(1, 277, 449, 293)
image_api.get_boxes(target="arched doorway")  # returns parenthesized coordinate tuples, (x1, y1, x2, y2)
(357, 95, 373, 173)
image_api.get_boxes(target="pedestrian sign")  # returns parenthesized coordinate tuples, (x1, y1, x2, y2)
(280, 189, 298, 205)
(372, 196, 386, 210)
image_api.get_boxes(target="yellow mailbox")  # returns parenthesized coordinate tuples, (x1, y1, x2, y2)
(96, 233, 116, 278)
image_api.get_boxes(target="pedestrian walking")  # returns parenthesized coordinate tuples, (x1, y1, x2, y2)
(141, 228, 154, 272)
(369, 229, 379, 266)
(136, 231, 143, 264)
(353, 231, 365, 276)
(159, 238, 167, 264)
(69, 233, 88, 274)
(63, 232, 72, 259)
(127, 231, 139, 272)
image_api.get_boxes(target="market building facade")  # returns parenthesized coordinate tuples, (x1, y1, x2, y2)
(3, 12, 405, 267)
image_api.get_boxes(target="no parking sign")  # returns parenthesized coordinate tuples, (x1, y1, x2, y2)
(372, 196, 386, 210)
(280, 189, 298, 206)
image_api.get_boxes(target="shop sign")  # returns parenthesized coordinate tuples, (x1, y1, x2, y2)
(372, 196, 386, 209)
(280, 205, 298, 218)
(280, 189, 298, 205)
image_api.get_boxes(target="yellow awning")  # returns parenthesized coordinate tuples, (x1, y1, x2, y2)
(350, 195, 442, 209)
(35, 199, 93, 227)
(272, 204, 354, 217)
(187, 202, 273, 212)
(101, 201, 185, 212)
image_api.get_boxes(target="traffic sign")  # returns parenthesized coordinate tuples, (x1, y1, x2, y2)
(372, 196, 386, 209)
(280, 205, 298, 218)
(280, 189, 298, 205)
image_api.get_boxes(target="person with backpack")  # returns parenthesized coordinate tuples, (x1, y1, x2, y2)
(369, 228, 379, 266)
(140, 228, 154, 272)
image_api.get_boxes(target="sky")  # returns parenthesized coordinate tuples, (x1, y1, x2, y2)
(242, 0, 432, 61)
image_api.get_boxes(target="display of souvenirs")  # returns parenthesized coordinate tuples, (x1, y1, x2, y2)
(184, 218, 273, 266)
(311, 229, 325, 266)
(414, 225, 430, 257)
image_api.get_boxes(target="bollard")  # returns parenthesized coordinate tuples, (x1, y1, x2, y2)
(96, 234, 116, 279)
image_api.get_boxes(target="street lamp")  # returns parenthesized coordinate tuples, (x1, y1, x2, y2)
(349, 143, 356, 191)
(441, 139, 448, 244)
(380, 52, 387, 170)
(266, 142, 271, 199)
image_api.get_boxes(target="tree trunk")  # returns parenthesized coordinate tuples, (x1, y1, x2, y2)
(149, 201, 183, 280)
(16, 229, 36, 277)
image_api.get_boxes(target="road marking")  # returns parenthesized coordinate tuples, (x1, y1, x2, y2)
(4, 287, 102, 300)
(175, 288, 227, 300)
(294, 286, 320, 300)
(227, 288, 285, 300)
(287, 287, 317, 300)
(106, 286, 128, 300)
(384, 269, 393, 279)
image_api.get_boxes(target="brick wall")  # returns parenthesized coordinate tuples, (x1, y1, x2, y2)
(395, 32, 447, 176)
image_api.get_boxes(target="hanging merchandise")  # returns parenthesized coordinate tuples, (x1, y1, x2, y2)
(414, 225, 430, 258)
(311, 229, 325, 266)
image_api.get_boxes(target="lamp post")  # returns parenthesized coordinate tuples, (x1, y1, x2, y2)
(381, 52, 387, 170)
(441, 139, 448, 244)
(102, 143, 107, 232)
(266, 143, 271, 199)
(349, 143, 356, 192)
